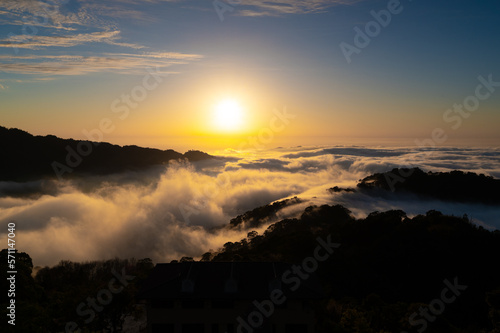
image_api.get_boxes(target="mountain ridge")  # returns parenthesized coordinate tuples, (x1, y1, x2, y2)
(0, 125, 213, 181)
(356, 167, 500, 205)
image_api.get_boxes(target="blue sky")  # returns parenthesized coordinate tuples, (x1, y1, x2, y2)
(0, 0, 499, 151)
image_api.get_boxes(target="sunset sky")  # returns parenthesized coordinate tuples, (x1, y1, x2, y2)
(1, 0, 499, 152)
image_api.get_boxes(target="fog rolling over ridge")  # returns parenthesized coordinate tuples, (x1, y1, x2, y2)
(1, 145, 499, 267)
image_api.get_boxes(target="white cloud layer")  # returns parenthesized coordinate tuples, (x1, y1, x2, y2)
(0, 146, 499, 267)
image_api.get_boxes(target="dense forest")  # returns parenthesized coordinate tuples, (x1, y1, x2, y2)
(0, 126, 212, 181)
(206, 205, 500, 332)
(357, 167, 500, 205)
(2, 167, 499, 332)
(228, 196, 303, 229)
(1, 250, 154, 333)
(2, 204, 500, 332)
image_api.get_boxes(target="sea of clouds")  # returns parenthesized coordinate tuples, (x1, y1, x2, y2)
(1, 145, 499, 267)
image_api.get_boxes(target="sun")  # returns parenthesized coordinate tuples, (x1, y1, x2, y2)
(213, 99, 244, 132)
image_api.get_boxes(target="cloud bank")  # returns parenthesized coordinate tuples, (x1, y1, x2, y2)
(0, 146, 499, 267)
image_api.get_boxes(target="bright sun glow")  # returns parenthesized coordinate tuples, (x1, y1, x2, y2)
(213, 99, 244, 132)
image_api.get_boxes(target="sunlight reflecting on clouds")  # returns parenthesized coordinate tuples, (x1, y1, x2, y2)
(0, 146, 499, 266)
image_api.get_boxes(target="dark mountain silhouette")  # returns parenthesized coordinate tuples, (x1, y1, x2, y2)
(0, 250, 154, 333)
(4, 203, 500, 332)
(203, 205, 500, 332)
(2, 142, 500, 333)
(0, 125, 213, 181)
(328, 186, 356, 193)
(228, 196, 303, 229)
(227, 168, 500, 233)
(352, 167, 500, 205)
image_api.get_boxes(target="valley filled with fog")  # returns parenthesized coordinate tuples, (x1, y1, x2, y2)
(1, 145, 499, 267)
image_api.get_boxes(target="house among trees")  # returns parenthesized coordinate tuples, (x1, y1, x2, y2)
(138, 262, 324, 333)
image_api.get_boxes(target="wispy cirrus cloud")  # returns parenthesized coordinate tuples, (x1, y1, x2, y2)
(0, 52, 203, 76)
(235, 0, 363, 16)
(0, 0, 356, 82)
(0, 1, 204, 78)
(0, 30, 143, 50)
(0, 0, 154, 51)
(0, 0, 175, 29)
(0, 0, 88, 30)
(0, 77, 57, 84)
(98, 0, 362, 17)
